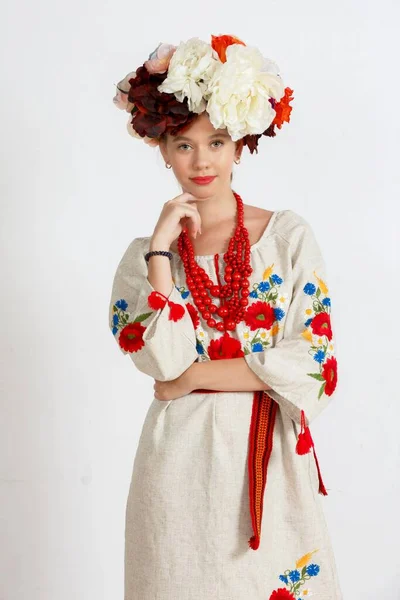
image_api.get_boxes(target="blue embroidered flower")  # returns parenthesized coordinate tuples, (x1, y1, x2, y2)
(252, 342, 264, 352)
(113, 314, 119, 326)
(112, 326, 118, 335)
(303, 283, 316, 295)
(289, 569, 300, 583)
(196, 341, 204, 354)
(274, 307, 285, 321)
(313, 349, 326, 363)
(306, 564, 320, 577)
(115, 299, 128, 311)
(322, 297, 331, 307)
(279, 575, 289, 585)
(258, 281, 271, 292)
(304, 317, 313, 327)
(249, 290, 258, 298)
(271, 274, 283, 285)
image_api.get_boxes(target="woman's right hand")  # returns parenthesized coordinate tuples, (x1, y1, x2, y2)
(151, 192, 202, 249)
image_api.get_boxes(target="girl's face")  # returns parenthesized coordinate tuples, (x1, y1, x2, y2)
(160, 112, 243, 197)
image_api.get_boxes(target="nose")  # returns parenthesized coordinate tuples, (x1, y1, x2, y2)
(192, 148, 211, 171)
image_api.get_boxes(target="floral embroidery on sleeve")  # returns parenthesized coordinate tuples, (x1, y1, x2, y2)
(110, 290, 185, 353)
(301, 271, 338, 399)
(269, 549, 321, 599)
(242, 264, 287, 354)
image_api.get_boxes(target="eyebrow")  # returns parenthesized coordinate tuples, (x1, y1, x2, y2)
(171, 132, 230, 143)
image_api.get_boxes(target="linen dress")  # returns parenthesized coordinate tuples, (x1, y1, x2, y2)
(108, 208, 343, 600)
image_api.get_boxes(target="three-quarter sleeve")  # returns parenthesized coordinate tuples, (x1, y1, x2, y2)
(244, 218, 339, 427)
(108, 238, 199, 381)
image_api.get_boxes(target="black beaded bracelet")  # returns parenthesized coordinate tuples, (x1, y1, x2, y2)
(144, 250, 173, 263)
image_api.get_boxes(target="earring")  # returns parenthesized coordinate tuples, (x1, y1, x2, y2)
(165, 163, 172, 169)
(234, 158, 241, 165)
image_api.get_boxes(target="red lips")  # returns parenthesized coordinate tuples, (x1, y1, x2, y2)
(190, 176, 216, 185)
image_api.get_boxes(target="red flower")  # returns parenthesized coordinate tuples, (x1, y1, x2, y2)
(119, 322, 146, 353)
(127, 65, 198, 139)
(244, 301, 276, 331)
(322, 356, 338, 396)
(208, 331, 244, 360)
(269, 589, 296, 600)
(243, 87, 294, 155)
(186, 303, 200, 329)
(211, 34, 246, 63)
(311, 312, 333, 341)
(272, 87, 294, 129)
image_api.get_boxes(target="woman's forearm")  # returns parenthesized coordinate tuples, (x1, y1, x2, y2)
(188, 357, 272, 392)
(146, 236, 174, 298)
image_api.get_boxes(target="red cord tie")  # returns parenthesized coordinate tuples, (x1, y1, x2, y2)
(296, 409, 328, 496)
(147, 290, 185, 322)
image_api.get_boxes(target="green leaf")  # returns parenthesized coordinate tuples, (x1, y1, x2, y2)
(307, 372, 325, 381)
(318, 382, 326, 399)
(134, 311, 153, 323)
(316, 287, 321, 298)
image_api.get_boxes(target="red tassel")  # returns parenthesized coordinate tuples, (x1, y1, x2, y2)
(295, 410, 328, 496)
(147, 292, 185, 322)
(147, 291, 168, 310)
(248, 535, 259, 550)
(167, 301, 185, 322)
(295, 410, 313, 455)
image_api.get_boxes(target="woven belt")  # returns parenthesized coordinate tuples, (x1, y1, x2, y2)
(189, 388, 327, 550)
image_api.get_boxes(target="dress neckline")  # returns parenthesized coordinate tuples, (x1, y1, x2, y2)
(169, 210, 280, 260)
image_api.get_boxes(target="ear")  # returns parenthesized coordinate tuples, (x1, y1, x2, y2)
(235, 138, 244, 160)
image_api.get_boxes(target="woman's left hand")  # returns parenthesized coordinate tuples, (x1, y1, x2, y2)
(153, 365, 197, 401)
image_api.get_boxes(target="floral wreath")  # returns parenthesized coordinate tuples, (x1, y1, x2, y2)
(113, 34, 294, 154)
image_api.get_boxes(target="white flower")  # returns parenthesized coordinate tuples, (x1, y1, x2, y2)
(276, 292, 289, 308)
(206, 44, 286, 141)
(157, 37, 221, 113)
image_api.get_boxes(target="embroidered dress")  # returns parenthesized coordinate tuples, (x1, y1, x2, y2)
(109, 209, 342, 600)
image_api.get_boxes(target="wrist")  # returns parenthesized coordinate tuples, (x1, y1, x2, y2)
(150, 235, 171, 252)
(184, 361, 201, 391)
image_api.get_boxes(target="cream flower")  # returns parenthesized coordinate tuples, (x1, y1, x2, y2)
(206, 44, 286, 141)
(157, 37, 221, 113)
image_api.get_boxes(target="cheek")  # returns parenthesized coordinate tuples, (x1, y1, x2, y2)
(172, 156, 190, 176)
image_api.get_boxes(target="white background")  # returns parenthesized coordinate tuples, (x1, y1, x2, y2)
(1, 1, 399, 598)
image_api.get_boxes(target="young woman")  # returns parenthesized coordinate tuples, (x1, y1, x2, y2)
(110, 35, 342, 600)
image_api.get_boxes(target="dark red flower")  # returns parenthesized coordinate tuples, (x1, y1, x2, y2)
(186, 303, 200, 329)
(119, 322, 146, 353)
(127, 65, 198, 139)
(208, 331, 244, 360)
(269, 589, 296, 600)
(322, 356, 338, 396)
(311, 312, 333, 341)
(244, 301, 276, 331)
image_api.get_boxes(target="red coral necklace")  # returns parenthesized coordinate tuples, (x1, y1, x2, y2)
(177, 191, 253, 332)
